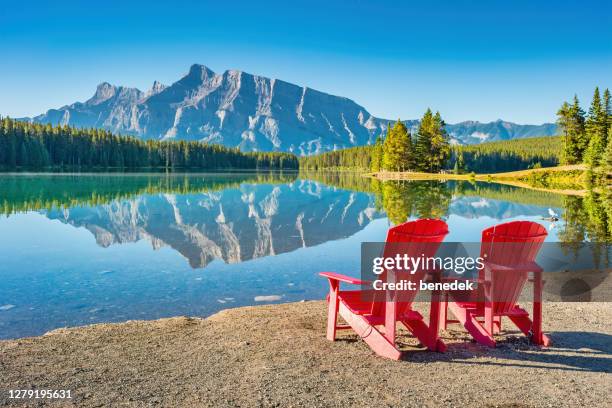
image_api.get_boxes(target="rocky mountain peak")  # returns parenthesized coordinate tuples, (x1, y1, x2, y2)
(89, 82, 118, 105)
(27, 63, 558, 153)
(185, 64, 216, 83)
(144, 81, 168, 98)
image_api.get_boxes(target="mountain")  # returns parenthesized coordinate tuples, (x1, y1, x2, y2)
(444, 120, 557, 145)
(24, 64, 557, 154)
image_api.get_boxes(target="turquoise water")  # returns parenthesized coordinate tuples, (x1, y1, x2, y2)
(0, 174, 567, 339)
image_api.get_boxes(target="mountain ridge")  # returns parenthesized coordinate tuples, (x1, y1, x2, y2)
(21, 64, 558, 155)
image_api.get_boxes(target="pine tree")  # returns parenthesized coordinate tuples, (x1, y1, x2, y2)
(453, 149, 464, 174)
(585, 87, 608, 167)
(430, 111, 451, 172)
(370, 136, 383, 172)
(414, 109, 434, 171)
(604, 88, 611, 126)
(557, 96, 586, 164)
(605, 126, 612, 175)
(382, 120, 412, 171)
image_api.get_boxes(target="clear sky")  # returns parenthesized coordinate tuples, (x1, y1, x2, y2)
(1, 0, 610, 123)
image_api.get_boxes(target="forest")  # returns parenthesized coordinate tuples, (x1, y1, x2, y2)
(4, 86, 611, 176)
(301, 109, 451, 172)
(556, 87, 612, 173)
(0, 117, 299, 171)
(455, 136, 561, 173)
(300, 135, 563, 173)
(303, 87, 612, 176)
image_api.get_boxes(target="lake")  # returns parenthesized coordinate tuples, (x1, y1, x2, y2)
(0, 172, 603, 339)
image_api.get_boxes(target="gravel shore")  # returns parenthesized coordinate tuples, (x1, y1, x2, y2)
(1, 301, 610, 407)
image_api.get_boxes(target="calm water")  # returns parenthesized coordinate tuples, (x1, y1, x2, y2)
(0, 173, 593, 339)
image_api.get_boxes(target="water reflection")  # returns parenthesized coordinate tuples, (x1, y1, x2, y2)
(0, 172, 608, 339)
(1, 174, 608, 272)
(44, 180, 381, 268)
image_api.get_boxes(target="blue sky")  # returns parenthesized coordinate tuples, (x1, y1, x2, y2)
(1, 0, 610, 123)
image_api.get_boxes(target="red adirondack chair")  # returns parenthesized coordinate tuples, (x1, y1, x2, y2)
(320, 219, 449, 360)
(441, 220, 551, 347)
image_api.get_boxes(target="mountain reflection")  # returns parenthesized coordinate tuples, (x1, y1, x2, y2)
(1, 173, 607, 270)
(44, 179, 381, 268)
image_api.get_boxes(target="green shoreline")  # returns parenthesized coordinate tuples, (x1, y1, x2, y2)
(366, 164, 612, 197)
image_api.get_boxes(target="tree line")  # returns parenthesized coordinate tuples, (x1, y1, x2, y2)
(300, 109, 451, 172)
(557, 87, 611, 173)
(371, 109, 451, 172)
(301, 120, 560, 174)
(453, 136, 561, 173)
(0, 117, 299, 171)
(298, 146, 373, 170)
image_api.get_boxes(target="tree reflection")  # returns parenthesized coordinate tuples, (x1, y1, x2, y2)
(375, 180, 452, 224)
(558, 189, 611, 268)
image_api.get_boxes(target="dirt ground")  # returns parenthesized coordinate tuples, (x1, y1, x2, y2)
(0, 301, 610, 407)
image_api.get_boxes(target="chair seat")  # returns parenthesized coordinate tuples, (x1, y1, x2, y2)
(337, 290, 423, 321)
(453, 301, 529, 317)
(337, 290, 376, 314)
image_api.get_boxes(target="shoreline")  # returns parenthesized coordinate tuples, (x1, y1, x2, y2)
(2, 300, 610, 407)
(366, 164, 590, 196)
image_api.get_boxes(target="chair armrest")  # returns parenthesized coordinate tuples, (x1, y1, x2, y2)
(484, 261, 543, 273)
(319, 271, 368, 285)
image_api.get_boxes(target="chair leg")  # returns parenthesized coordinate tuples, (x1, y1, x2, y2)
(448, 303, 496, 347)
(384, 300, 397, 344)
(429, 288, 442, 348)
(440, 293, 448, 330)
(403, 319, 447, 352)
(326, 281, 339, 341)
(509, 314, 551, 347)
(493, 316, 502, 334)
(338, 302, 401, 360)
(531, 270, 550, 346)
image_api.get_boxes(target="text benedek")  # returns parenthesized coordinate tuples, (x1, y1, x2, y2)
(372, 279, 475, 291)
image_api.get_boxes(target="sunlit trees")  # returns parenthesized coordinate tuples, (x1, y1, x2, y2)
(605, 127, 612, 175)
(584, 87, 610, 167)
(414, 109, 450, 172)
(382, 120, 413, 171)
(298, 145, 372, 170)
(458, 136, 561, 173)
(370, 136, 383, 172)
(557, 95, 586, 164)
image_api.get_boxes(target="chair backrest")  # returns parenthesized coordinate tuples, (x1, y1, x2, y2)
(479, 221, 547, 314)
(371, 219, 449, 315)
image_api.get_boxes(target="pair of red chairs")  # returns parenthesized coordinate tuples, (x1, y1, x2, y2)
(320, 219, 550, 360)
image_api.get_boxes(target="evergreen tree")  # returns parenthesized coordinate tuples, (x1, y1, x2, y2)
(585, 87, 608, 167)
(414, 109, 434, 171)
(382, 120, 412, 171)
(604, 88, 611, 127)
(430, 111, 451, 172)
(557, 96, 586, 164)
(605, 127, 612, 175)
(414, 109, 450, 172)
(453, 150, 464, 174)
(370, 136, 384, 172)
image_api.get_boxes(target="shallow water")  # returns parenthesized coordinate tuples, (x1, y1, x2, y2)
(0, 173, 577, 339)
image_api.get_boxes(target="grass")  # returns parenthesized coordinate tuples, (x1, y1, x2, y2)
(367, 165, 590, 196)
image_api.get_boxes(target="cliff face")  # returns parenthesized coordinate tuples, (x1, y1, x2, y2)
(28, 64, 556, 154)
(32, 64, 386, 155)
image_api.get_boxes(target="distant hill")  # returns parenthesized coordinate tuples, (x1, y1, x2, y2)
(22, 64, 558, 154)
